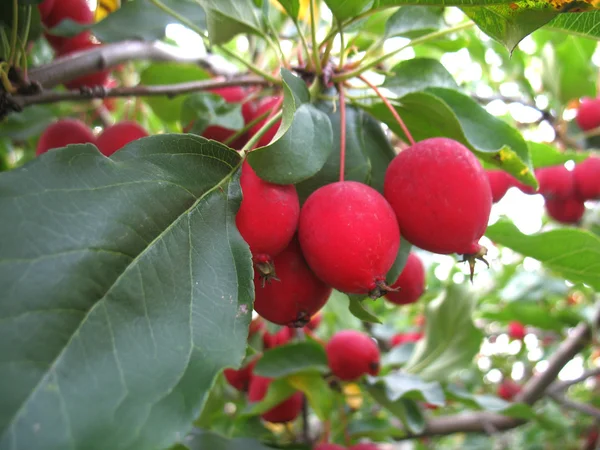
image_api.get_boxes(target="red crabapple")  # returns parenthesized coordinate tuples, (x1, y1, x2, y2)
(326, 330, 380, 381)
(253, 239, 332, 327)
(385, 253, 426, 306)
(262, 327, 293, 349)
(486, 170, 513, 203)
(508, 321, 526, 340)
(38, 0, 55, 21)
(223, 356, 260, 392)
(545, 197, 585, 224)
(573, 157, 600, 201)
(497, 379, 521, 401)
(248, 376, 303, 423)
(96, 121, 149, 156)
(36, 119, 96, 155)
(535, 165, 574, 200)
(299, 181, 400, 298)
(391, 332, 423, 347)
(43, 0, 94, 51)
(576, 98, 600, 131)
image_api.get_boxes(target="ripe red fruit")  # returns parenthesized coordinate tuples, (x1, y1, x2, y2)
(348, 443, 379, 450)
(573, 157, 600, 201)
(391, 332, 423, 347)
(58, 40, 110, 90)
(249, 96, 282, 147)
(236, 161, 300, 276)
(248, 376, 303, 423)
(384, 138, 491, 256)
(38, 0, 56, 21)
(254, 239, 332, 327)
(508, 321, 526, 340)
(262, 327, 292, 349)
(43, 0, 94, 51)
(385, 253, 426, 306)
(36, 118, 96, 155)
(305, 313, 322, 331)
(223, 356, 259, 392)
(545, 197, 585, 224)
(497, 379, 521, 401)
(313, 444, 346, 450)
(486, 170, 513, 203)
(326, 330, 380, 381)
(535, 165, 574, 200)
(299, 181, 400, 298)
(96, 121, 149, 156)
(576, 98, 600, 131)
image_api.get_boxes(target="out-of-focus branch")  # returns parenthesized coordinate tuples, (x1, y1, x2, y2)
(549, 367, 600, 393)
(548, 392, 600, 420)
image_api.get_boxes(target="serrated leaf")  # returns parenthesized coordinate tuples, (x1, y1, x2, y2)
(196, 0, 263, 45)
(287, 372, 333, 420)
(181, 93, 244, 136)
(367, 372, 445, 405)
(324, 0, 372, 21)
(366, 386, 425, 433)
(247, 70, 333, 184)
(253, 341, 328, 378)
(0, 135, 253, 450)
(47, 0, 206, 42)
(383, 58, 458, 98)
(385, 6, 444, 38)
(348, 295, 382, 324)
(486, 218, 600, 290)
(404, 283, 483, 381)
(545, 10, 600, 39)
(182, 429, 275, 450)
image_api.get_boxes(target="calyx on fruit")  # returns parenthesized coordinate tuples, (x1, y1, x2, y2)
(326, 330, 380, 381)
(247, 375, 303, 423)
(385, 252, 426, 306)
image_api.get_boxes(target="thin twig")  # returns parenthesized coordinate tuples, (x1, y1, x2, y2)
(549, 367, 600, 393)
(548, 392, 600, 420)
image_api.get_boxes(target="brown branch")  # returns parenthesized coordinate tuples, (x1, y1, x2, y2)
(548, 392, 600, 420)
(549, 367, 600, 393)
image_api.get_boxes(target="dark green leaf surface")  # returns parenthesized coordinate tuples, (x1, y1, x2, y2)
(181, 93, 244, 136)
(383, 58, 458, 98)
(196, 0, 263, 45)
(545, 10, 600, 40)
(348, 295, 382, 324)
(529, 142, 589, 168)
(385, 6, 445, 38)
(0, 135, 253, 450)
(366, 386, 425, 433)
(325, 0, 372, 20)
(182, 429, 275, 450)
(286, 372, 334, 420)
(253, 342, 328, 378)
(0, 106, 55, 141)
(368, 372, 445, 405)
(276, 0, 300, 19)
(47, 0, 206, 42)
(404, 283, 483, 381)
(486, 219, 600, 290)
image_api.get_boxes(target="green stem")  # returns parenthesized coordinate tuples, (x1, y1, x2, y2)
(266, 22, 288, 67)
(319, 7, 390, 48)
(309, 0, 322, 75)
(333, 21, 474, 82)
(240, 110, 283, 157)
(337, 19, 345, 70)
(150, 0, 280, 85)
(222, 108, 272, 146)
(293, 19, 312, 68)
(9, 0, 18, 65)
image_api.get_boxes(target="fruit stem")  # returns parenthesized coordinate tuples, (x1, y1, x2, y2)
(222, 107, 271, 147)
(9, 0, 18, 66)
(309, 0, 322, 75)
(150, 0, 280, 85)
(338, 83, 347, 182)
(240, 110, 283, 156)
(358, 74, 415, 146)
(337, 19, 346, 71)
(293, 20, 312, 69)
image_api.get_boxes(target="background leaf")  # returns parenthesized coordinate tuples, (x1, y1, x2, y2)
(196, 0, 263, 45)
(384, 6, 445, 38)
(367, 372, 445, 405)
(182, 429, 275, 450)
(324, 0, 372, 21)
(181, 93, 244, 136)
(382, 58, 458, 98)
(253, 341, 328, 378)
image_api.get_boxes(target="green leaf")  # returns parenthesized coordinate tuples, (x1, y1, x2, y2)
(0, 3, 42, 49)
(366, 385, 425, 434)
(385, 237, 413, 285)
(480, 302, 579, 331)
(486, 219, 600, 290)
(348, 295, 382, 324)
(382, 343, 416, 367)
(347, 417, 405, 440)
(253, 341, 328, 378)
(181, 93, 244, 136)
(286, 372, 334, 420)
(404, 283, 483, 381)
(276, 0, 300, 20)
(244, 378, 297, 416)
(529, 142, 590, 168)
(367, 372, 445, 405)
(446, 386, 536, 419)
(462, 5, 557, 51)
(196, 0, 263, 45)
(0, 135, 253, 450)
(545, 10, 600, 40)
(383, 58, 458, 98)
(182, 429, 275, 450)
(139, 62, 211, 123)
(47, 0, 206, 42)
(385, 6, 444, 38)
(362, 87, 535, 186)
(0, 105, 55, 140)
(324, 0, 372, 21)
(247, 70, 333, 184)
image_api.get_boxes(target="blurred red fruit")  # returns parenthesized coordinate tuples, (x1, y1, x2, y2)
(36, 118, 96, 156)
(486, 170, 513, 203)
(576, 98, 600, 131)
(305, 313, 322, 331)
(249, 96, 282, 147)
(262, 327, 293, 349)
(573, 156, 600, 201)
(38, 0, 56, 21)
(96, 121, 148, 156)
(497, 379, 521, 401)
(508, 321, 526, 340)
(545, 196, 585, 224)
(248, 376, 303, 423)
(535, 165, 574, 200)
(391, 332, 423, 347)
(44, 0, 94, 51)
(385, 253, 426, 305)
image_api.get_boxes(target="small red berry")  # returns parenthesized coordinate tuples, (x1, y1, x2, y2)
(326, 330, 380, 381)
(545, 196, 585, 224)
(299, 181, 400, 298)
(384, 138, 491, 256)
(254, 239, 332, 327)
(573, 157, 600, 201)
(508, 321, 526, 340)
(36, 119, 96, 156)
(248, 376, 303, 423)
(236, 161, 300, 276)
(391, 332, 423, 347)
(385, 253, 426, 306)
(576, 98, 600, 131)
(224, 356, 260, 392)
(535, 165, 574, 200)
(249, 96, 282, 147)
(44, 0, 94, 51)
(96, 121, 148, 156)
(262, 327, 293, 349)
(497, 379, 521, 401)
(486, 170, 513, 203)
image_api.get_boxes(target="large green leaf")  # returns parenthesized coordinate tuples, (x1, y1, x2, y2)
(366, 386, 425, 434)
(196, 0, 263, 45)
(47, 0, 206, 42)
(384, 6, 445, 38)
(361, 87, 536, 186)
(286, 372, 334, 420)
(182, 429, 274, 450)
(383, 58, 458, 98)
(529, 142, 590, 168)
(247, 69, 333, 184)
(545, 10, 600, 39)
(0, 135, 253, 450)
(325, 0, 372, 21)
(367, 372, 445, 405)
(404, 283, 483, 381)
(253, 341, 328, 378)
(486, 219, 600, 290)
(181, 93, 244, 136)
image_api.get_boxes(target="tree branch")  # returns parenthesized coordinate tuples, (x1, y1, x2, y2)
(548, 392, 600, 420)
(549, 367, 600, 393)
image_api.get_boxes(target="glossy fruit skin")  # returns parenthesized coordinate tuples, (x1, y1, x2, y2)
(299, 181, 400, 296)
(36, 119, 96, 155)
(535, 165, 574, 200)
(573, 157, 600, 201)
(248, 376, 303, 423)
(391, 332, 423, 347)
(497, 379, 521, 401)
(96, 121, 149, 156)
(44, 0, 94, 51)
(385, 253, 426, 305)
(38, 0, 56, 21)
(508, 321, 526, 340)
(236, 161, 300, 264)
(513, 178, 537, 195)
(348, 443, 379, 450)
(58, 40, 110, 90)
(576, 98, 600, 131)
(313, 444, 346, 450)
(254, 239, 332, 327)
(384, 138, 492, 255)
(545, 197, 585, 224)
(262, 327, 292, 349)
(326, 330, 380, 381)
(223, 356, 259, 392)
(249, 96, 282, 147)
(486, 170, 513, 203)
